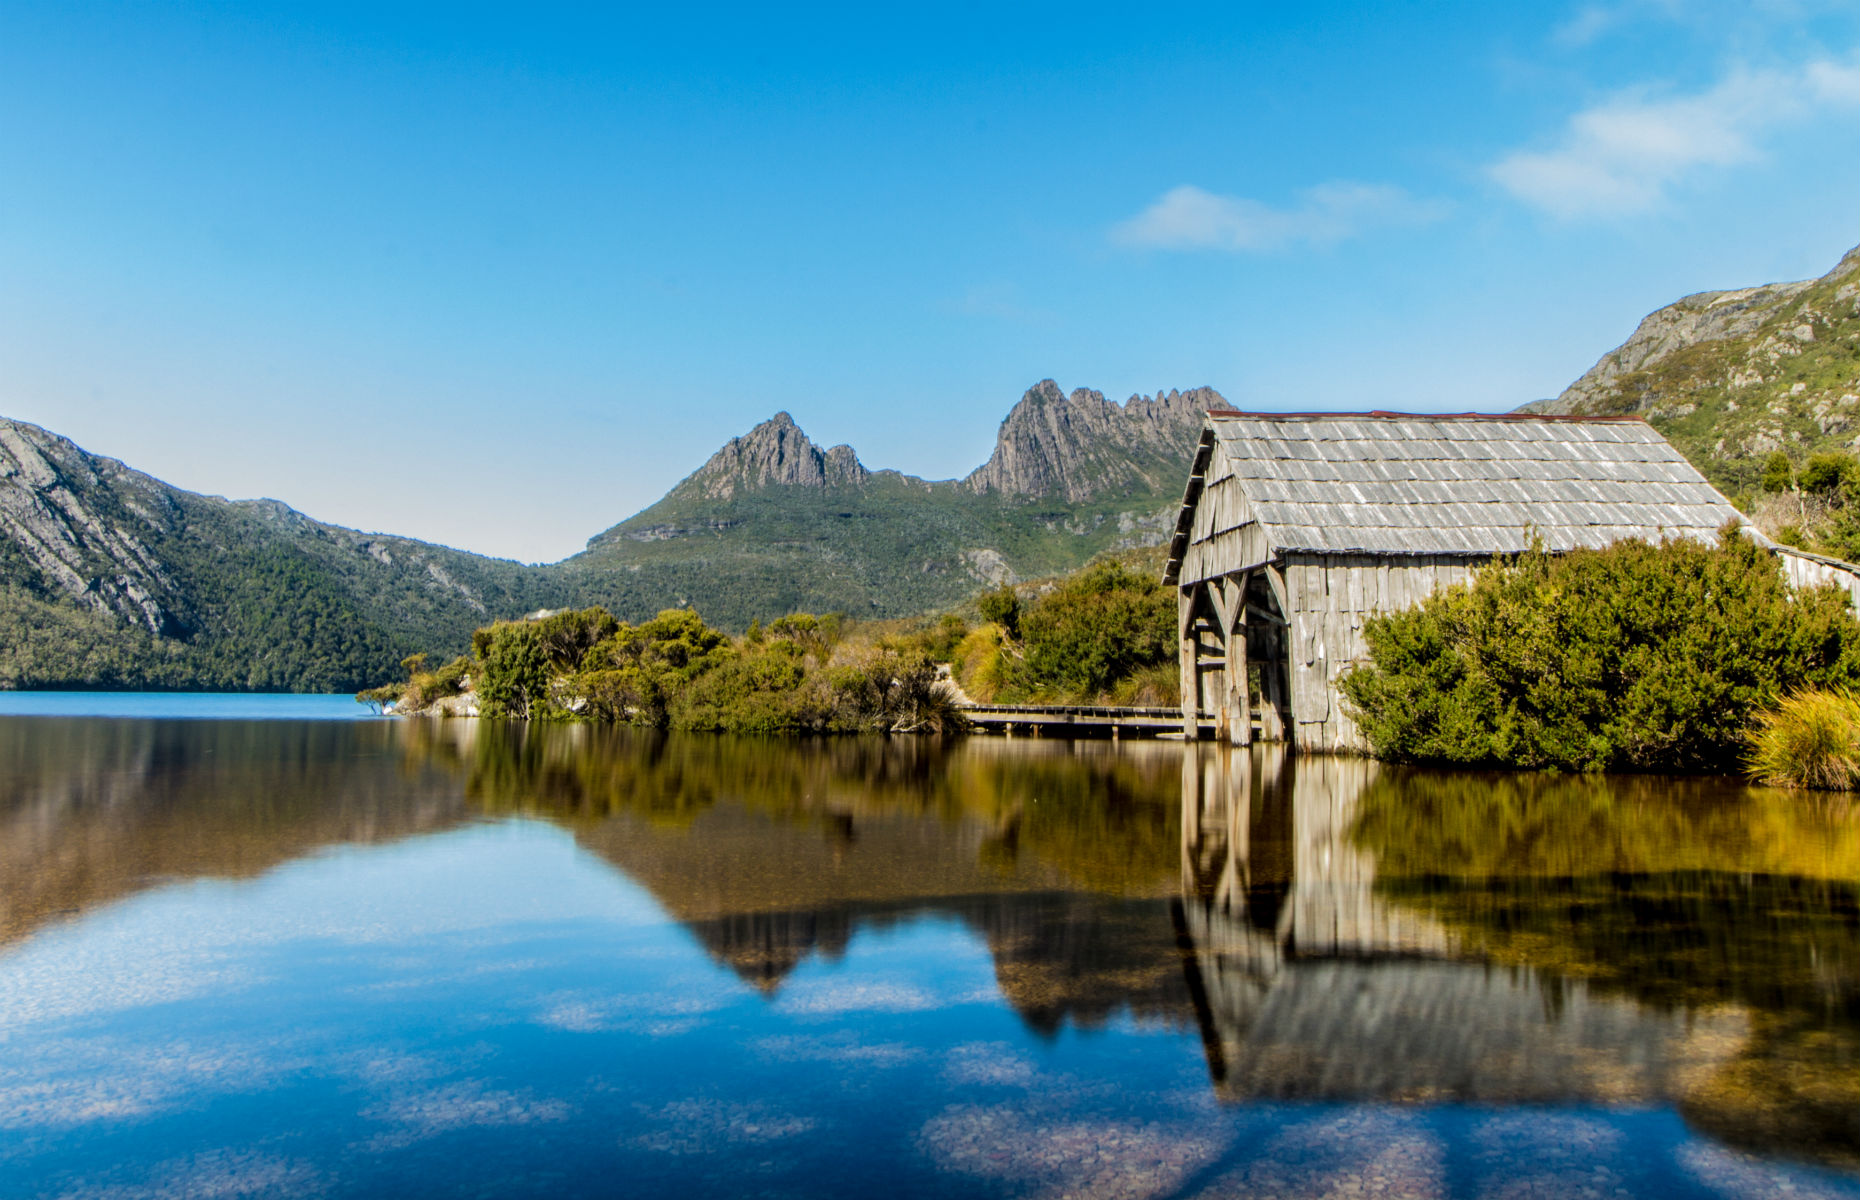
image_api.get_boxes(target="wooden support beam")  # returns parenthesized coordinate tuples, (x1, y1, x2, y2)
(1263, 563, 1289, 619)
(1229, 570, 1251, 746)
(1207, 577, 1235, 742)
(1178, 585, 1201, 741)
(1244, 603, 1288, 627)
(1260, 656, 1286, 743)
(1254, 563, 1290, 744)
(1209, 574, 1241, 635)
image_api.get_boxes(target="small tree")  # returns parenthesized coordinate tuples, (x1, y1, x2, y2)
(474, 622, 552, 718)
(1018, 562, 1174, 699)
(1761, 450, 1795, 494)
(978, 585, 1021, 638)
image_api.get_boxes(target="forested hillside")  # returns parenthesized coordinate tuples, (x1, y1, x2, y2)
(0, 420, 554, 690)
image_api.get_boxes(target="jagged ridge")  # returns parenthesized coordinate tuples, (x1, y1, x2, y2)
(964, 381, 1225, 502)
(575, 381, 1223, 622)
(669, 411, 870, 501)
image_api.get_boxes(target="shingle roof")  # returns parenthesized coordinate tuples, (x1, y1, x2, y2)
(1166, 411, 1748, 580)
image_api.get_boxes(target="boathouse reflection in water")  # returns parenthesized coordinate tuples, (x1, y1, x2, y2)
(1179, 750, 1741, 1105)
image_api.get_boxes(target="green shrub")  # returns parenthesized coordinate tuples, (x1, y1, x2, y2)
(572, 608, 735, 725)
(925, 613, 969, 663)
(1019, 560, 1175, 698)
(1762, 450, 1795, 493)
(407, 655, 472, 708)
(532, 607, 620, 670)
(370, 601, 975, 735)
(1341, 531, 1860, 772)
(355, 683, 404, 710)
(671, 642, 825, 733)
(978, 585, 1021, 637)
(1747, 691, 1860, 789)
(474, 620, 553, 718)
(594, 609, 733, 680)
(356, 652, 473, 711)
(576, 665, 668, 725)
(825, 650, 968, 734)
(1804, 451, 1860, 495)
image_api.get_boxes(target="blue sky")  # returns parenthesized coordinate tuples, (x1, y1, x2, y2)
(1, 1, 1855, 561)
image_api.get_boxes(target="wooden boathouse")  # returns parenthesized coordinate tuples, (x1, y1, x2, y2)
(1163, 410, 1860, 753)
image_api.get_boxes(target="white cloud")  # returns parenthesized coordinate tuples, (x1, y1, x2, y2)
(1111, 182, 1445, 254)
(1490, 57, 1860, 219)
(1551, 0, 1684, 49)
(1551, 1, 1855, 49)
(1553, 4, 1627, 49)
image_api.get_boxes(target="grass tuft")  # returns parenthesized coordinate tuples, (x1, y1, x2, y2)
(1747, 691, 1860, 790)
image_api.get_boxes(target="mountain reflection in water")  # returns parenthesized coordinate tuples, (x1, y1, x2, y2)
(1, 716, 1858, 1197)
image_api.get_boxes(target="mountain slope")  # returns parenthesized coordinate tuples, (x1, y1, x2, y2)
(1527, 244, 1860, 496)
(23, 236, 1860, 696)
(0, 418, 558, 690)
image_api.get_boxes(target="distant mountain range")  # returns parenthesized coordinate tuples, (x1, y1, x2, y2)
(8, 240, 1856, 692)
(0, 381, 1218, 689)
(572, 381, 1219, 624)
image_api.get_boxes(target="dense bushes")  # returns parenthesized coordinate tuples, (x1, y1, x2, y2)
(1341, 531, 1860, 773)
(387, 604, 966, 734)
(952, 558, 1177, 705)
(1019, 561, 1176, 697)
(1751, 448, 1860, 560)
(366, 551, 1180, 728)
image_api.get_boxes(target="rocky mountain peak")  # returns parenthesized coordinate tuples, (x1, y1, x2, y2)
(671, 412, 870, 501)
(964, 380, 1226, 502)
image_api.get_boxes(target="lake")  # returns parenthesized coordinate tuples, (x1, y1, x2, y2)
(1, 710, 1857, 1199)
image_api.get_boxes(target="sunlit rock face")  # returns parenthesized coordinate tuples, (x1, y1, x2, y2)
(0, 418, 190, 635)
(669, 412, 871, 502)
(1521, 242, 1860, 548)
(964, 380, 1223, 502)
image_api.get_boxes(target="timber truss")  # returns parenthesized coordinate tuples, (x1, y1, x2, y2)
(1178, 566, 1291, 743)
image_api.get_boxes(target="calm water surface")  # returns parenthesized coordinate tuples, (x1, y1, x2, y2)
(0, 692, 372, 720)
(1, 713, 1857, 1199)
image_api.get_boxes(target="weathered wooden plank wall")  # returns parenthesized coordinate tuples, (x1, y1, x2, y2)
(1181, 444, 1273, 583)
(1777, 548, 1860, 609)
(1284, 553, 1483, 753)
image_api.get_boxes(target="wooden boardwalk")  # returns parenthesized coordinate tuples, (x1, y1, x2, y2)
(958, 703, 1261, 739)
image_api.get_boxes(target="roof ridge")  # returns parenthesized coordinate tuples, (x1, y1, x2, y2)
(1204, 409, 1647, 424)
